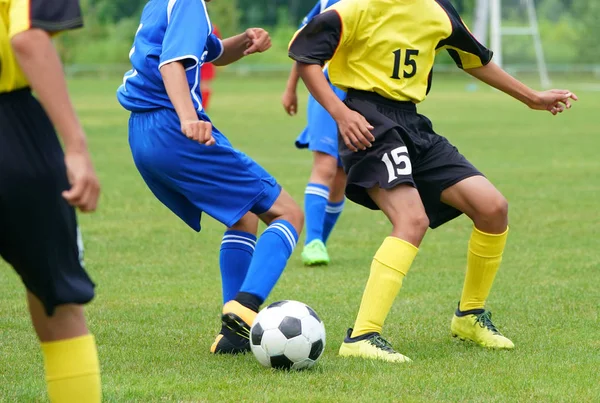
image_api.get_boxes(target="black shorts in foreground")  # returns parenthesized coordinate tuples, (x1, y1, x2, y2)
(0, 88, 95, 316)
(340, 90, 483, 229)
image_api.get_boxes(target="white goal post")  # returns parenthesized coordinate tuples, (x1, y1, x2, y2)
(473, 0, 551, 88)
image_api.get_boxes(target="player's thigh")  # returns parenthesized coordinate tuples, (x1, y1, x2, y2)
(441, 175, 508, 232)
(172, 137, 288, 230)
(368, 184, 428, 229)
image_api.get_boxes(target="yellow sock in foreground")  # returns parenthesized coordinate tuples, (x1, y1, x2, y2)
(41, 334, 101, 403)
(351, 237, 418, 338)
(460, 226, 509, 311)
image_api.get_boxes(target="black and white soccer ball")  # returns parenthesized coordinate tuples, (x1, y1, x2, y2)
(250, 300, 326, 370)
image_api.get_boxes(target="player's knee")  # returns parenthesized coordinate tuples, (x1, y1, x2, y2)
(478, 195, 509, 224)
(410, 212, 430, 235)
(311, 164, 336, 185)
(390, 211, 429, 244)
(31, 304, 88, 342)
(286, 203, 304, 234)
(230, 213, 259, 234)
(264, 191, 304, 234)
(310, 154, 338, 185)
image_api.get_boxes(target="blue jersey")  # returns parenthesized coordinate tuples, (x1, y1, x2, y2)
(300, 0, 340, 28)
(117, 0, 223, 113)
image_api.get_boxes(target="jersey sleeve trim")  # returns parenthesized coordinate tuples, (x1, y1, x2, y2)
(158, 55, 200, 71)
(25, 0, 84, 36)
(435, 0, 493, 69)
(206, 39, 225, 63)
(30, 17, 83, 32)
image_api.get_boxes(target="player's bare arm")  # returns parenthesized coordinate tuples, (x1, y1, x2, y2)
(296, 62, 374, 152)
(11, 28, 100, 212)
(282, 63, 300, 116)
(466, 62, 578, 115)
(160, 61, 215, 145)
(212, 28, 271, 66)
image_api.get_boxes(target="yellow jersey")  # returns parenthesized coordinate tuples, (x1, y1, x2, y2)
(289, 0, 492, 103)
(0, 0, 83, 94)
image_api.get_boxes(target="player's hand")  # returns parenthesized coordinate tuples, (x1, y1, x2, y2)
(244, 28, 271, 56)
(336, 108, 375, 152)
(62, 149, 100, 213)
(181, 120, 216, 145)
(282, 88, 298, 116)
(529, 90, 578, 115)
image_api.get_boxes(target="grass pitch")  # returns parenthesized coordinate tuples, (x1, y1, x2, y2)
(1, 74, 599, 402)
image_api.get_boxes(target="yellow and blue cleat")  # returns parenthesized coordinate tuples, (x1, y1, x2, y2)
(210, 330, 250, 355)
(221, 300, 257, 340)
(451, 306, 514, 349)
(301, 239, 330, 266)
(338, 328, 411, 363)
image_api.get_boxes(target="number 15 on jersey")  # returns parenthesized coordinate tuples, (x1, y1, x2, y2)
(391, 49, 419, 79)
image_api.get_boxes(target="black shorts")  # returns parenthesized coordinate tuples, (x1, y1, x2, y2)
(340, 90, 483, 229)
(0, 88, 95, 315)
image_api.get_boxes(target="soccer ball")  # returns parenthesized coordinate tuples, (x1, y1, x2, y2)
(250, 300, 326, 370)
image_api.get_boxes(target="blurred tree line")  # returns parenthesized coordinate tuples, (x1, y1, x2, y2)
(58, 0, 600, 66)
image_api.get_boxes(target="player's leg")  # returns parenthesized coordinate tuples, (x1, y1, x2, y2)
(322, 165, 347, 244)
(221, 189, 304, 340)
(220, 213, 260, 304)
(339, 184, 428, 363)
(302, 151, 338, 265)
(299, 88, 345, 266)
(27, 295, 101, 403)
(0, 92, 101, 402)
(212, 212, 259, 354)
(441, 176, 514, 349)
(10, 209, 102, 403)
(139, 113, 305, 348)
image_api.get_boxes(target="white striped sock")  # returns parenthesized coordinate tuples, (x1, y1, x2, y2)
(269, 223, 297, 251)
(305, 185, 329, 199)
(221, 239, 256, 250)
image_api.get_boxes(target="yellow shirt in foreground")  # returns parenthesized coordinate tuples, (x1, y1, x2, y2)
(0, 0, 83, 94)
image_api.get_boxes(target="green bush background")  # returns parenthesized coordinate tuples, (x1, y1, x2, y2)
(57, 0, 600, 67)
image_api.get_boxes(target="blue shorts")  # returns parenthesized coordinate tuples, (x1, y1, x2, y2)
(295, 80, 346, 165)
(128, 108, 281, 231)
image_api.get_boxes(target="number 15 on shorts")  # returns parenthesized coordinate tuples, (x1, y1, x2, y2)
(382, 146, 412, 182)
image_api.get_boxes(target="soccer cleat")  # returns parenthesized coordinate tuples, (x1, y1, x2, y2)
(221, 300, 257, 340)
(301, 239, 330, 266)
(210, 331, 250, 355)
(451, 307, 514, 349)
(338, 328, 411, 363)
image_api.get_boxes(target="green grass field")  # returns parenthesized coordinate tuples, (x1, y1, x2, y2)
(1, 74, 599, 402)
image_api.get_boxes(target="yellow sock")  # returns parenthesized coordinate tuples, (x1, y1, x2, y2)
(351, 237, 418, 337)
(459, 226, 509, 312)
(41, 334, 101, 403)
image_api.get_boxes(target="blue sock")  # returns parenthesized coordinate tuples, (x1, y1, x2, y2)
(220, 230, 256, 304)
(304, 183, 329, 245)
(323, 198, 345, 244)
(239, 220, 298, 302)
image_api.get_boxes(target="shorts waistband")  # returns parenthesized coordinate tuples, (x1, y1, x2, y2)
(346, 89, 416, 111)
(0, 87, 32, 104)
